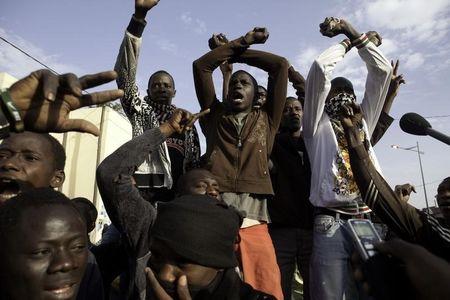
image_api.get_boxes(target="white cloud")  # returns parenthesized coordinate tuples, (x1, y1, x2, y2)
(155, 39, 179, 56)
(294, 47, 320, 73)
(400, 51, 425, 70)
(0, 27, 82, 79)
(180, 12, 207, 35)
(350, 0, 449, 44)
(379, 38, 397, 56)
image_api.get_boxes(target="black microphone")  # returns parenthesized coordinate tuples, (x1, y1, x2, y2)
(400, 113, 450, 145)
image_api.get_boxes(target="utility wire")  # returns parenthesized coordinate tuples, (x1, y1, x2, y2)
(0, 35, 60, 75)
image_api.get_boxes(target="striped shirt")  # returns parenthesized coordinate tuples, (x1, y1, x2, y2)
(348, 141, 450, 261)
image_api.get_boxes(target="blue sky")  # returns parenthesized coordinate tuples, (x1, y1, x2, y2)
(1, 0, 449, 209)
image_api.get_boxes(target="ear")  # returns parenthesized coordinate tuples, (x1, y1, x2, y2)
(50, 170, 65, 188)
(173, 89, 177, 97)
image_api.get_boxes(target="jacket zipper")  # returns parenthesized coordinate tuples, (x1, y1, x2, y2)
(235, 130, 243, 191)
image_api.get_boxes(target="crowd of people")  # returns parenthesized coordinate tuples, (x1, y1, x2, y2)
(0, 0, 449, 299)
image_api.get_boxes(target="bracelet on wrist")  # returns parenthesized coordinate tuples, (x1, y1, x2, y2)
(0, 90, 24, 133)
(340, 39, 352, 53)
(351, 33, 369, 49)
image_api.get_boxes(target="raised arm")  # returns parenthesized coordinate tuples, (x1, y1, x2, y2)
(231, 48, 289, 130)
(371, 60, 405, 145)
(339, 103, 426, 241)
(357, 31, 393, 135)
(192, 27, 268, 111)
(208, 33, 233, 101)
(288, 65, 306, 106)
(303, 18, 356, 138)
(96, 109, 192, 255)
(114, 0, 159, 118)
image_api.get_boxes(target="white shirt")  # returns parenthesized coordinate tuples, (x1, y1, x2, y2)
(303, 41, 392, 208)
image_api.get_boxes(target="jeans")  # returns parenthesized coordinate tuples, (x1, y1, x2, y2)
(310, 215, 361, 300)
(269, 226, 313, 300)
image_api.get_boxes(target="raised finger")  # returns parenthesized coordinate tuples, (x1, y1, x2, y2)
(193, 108, 210, 119)
(79, 71, 118, 90)
(145, 268, 172, 300)
(393, 60, 400, 75)
(185, 108, 210, 130)
(58, 119, 100, 136)
(42, 70, 59, 101)
(75, 89, 124, 109)
(59, 73, 82, 97)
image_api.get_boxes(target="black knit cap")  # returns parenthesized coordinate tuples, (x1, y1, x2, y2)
(151, 195, 243, 269)
(331, 77, 354, 94)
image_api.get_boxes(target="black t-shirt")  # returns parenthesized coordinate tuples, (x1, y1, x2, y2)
(268, 133, 314, 229)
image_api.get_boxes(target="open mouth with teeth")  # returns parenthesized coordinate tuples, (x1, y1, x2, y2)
(0, 178, 22, 204)
(230, 91, 245, 104)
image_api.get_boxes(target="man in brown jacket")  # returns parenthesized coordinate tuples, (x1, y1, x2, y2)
(193, 28, 288, 300)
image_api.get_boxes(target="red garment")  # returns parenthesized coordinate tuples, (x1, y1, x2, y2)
(238, 224, 284, 300)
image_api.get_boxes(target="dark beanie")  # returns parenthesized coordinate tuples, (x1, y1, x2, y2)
(331, 77, 354, 93)
(151, 195, 243, 269)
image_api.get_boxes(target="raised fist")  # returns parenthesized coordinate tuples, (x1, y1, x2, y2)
(394, 183, 416, 203)
(366, 31, 382, 46)
(208, 33, 229, 50)
(244, 27, 269, 45)
(135, 0, 159, 17)
(319, 17, 347, 38)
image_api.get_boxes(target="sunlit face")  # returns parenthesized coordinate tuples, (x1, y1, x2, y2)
(227, 72, 255, 113)
(0, 133, 63, 205)
(0, 205, 88, 300)
(281, 99, 303, 132)
(147, 72, 176, 104)
(149, 238, 219, 298)
(254, 86, 267, 109)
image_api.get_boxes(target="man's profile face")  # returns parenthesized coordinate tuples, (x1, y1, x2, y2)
(0, 205, 87, 300)
(147, 73, 176, 104)
(227, 72, 255, 113)
(281, 99, 303, 132)
(0, 133, 63, 204)
(181, 170, 220, 200)
(254, 86, 267, 109)
(149, 238, 219, 298)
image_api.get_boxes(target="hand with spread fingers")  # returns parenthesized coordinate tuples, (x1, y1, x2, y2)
(7, 69, 124, 136)
(145, 267, 192, 300)
(243, 27, 269, 45)
(388, 60, 406, 98)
